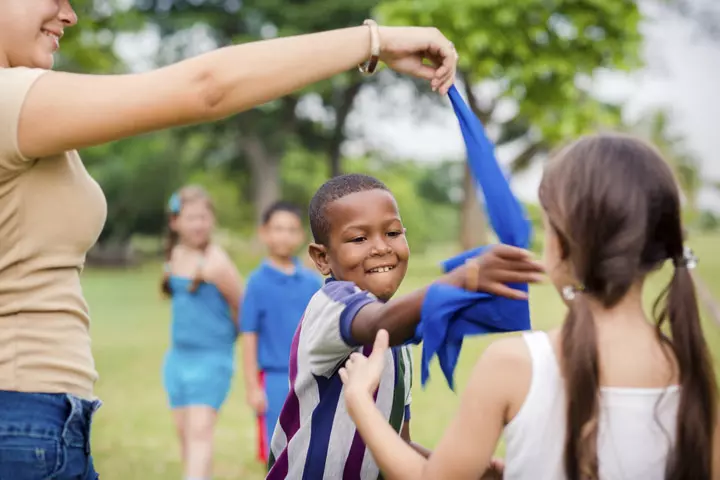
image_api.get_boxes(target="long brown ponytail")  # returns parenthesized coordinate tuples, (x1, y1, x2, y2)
(539, 133, 717, 480)
(561, 294, 600, 479)
(656, 259, 716, 478)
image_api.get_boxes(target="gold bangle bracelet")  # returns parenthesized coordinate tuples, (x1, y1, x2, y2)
(358, 19, 380, 76)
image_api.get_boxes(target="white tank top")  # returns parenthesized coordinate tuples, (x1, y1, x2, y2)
(503, 331, 680, 480)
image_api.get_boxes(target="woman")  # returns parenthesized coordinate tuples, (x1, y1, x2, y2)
(161, 186, 242, 480)
(340, 133, 720, 479)
(0, 1, 458, 478)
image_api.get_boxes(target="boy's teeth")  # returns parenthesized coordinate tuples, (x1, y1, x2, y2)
(370, 266, 393, 273)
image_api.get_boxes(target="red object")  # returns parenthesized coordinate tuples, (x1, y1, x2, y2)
(256, 370, 268, 464)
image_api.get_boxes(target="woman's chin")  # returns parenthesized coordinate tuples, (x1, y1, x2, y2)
(31, 51, 55, 70)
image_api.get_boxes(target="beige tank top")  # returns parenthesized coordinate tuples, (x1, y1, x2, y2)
(0, 67, 107, 399)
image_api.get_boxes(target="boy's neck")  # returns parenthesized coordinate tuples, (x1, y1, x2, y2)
(268, 255, 296, 273)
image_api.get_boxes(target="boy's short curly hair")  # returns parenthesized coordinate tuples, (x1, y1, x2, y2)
(309, 174, 389, 245)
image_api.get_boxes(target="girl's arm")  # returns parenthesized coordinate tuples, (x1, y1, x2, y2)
(341, 332, 530, 480)
(205, 246, 243, 324)
(401, 421, 432, 459)
(18, 26, 456, 159)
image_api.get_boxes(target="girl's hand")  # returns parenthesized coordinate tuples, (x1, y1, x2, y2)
(339, 329, 390, 399)
(378, 27, 458, 95)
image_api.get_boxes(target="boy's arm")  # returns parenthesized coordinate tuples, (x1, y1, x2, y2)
(349, 245, 544, 346)
(242, 333, 267, 414)
(239, 278, 266, 413)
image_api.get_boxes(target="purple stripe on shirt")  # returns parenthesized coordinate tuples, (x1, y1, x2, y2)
(268, 320, 305, 479)
(267, 450, 289, 480)
(343, 345, 375, 479)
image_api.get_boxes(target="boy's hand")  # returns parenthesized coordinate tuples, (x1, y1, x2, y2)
(247, 387, 267, 415)
(447, 244, 545, 300)
(339, 329, 389, 399)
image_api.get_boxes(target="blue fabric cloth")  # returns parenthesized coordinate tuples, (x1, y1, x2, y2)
(240, 258, 322, 371)
(408, 85, 533, 390)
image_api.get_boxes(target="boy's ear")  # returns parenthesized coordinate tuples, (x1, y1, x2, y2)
(308, 243, 331, 276)
(258, 224, 269, 243)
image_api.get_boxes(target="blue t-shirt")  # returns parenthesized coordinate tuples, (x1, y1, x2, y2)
(240, 258, 322, 372)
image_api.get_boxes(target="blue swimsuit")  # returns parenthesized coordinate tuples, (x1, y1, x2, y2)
(163, 276, 237, 410)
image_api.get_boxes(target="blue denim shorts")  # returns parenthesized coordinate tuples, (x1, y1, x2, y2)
(0, 390, 101, 480)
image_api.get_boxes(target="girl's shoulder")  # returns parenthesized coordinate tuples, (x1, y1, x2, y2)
(202, 244, 241, 283)
(203, 244, 232, 269)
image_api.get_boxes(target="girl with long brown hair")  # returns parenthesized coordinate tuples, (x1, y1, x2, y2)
(338, 133, 719, 479)
(161, 185, 243, 480)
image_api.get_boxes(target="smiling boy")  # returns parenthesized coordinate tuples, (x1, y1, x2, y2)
(266, 174, 543, 479)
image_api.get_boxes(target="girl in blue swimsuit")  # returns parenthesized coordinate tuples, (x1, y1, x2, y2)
(161, 185, 243, 480)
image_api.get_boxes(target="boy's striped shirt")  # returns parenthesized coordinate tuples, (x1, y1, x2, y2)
(267, 279, 413, 480)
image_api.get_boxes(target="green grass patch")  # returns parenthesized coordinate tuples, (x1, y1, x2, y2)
(86, 235, 720, 479)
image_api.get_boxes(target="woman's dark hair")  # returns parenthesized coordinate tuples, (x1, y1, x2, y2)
(538, 133, 717, 480)
(161, 185, 215, 297)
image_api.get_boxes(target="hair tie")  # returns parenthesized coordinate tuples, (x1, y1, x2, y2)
(168, 192, 181, 214)
(562, 284, 585, 301)
(673, 246, 698, 270)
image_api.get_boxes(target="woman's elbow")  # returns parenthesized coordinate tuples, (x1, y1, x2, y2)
(189, 67, 228, 122)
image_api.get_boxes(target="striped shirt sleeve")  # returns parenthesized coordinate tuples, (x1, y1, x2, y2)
(300, 280, 377, 377)
(403, 346, 413, 420)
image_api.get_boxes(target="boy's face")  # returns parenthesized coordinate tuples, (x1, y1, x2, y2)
(309, 189, 409, 301)
(261, 210, 305, 260)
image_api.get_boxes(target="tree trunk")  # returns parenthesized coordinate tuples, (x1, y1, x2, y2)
(329, 81, 363, 177)
(244, 135, 281, 226)
(460, 163, 488, 250)
(459, 71, 493, 250)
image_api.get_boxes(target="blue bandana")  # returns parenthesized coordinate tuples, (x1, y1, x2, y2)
(407, 85, 533, 389)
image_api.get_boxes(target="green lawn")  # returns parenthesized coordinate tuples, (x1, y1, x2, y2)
(85, 235, 720, 479)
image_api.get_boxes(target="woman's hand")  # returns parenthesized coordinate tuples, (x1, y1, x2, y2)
(378, 27, 458, 95)
(340, 329, 390, 401)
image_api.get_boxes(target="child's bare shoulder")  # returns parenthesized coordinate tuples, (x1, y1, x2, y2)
(483, 335, 532, 366)
(203, 244, 238, 280)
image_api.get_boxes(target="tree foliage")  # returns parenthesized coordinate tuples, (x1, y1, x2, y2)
(378, 0, 643, 248)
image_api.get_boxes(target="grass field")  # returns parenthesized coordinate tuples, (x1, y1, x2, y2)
(85, 235, 720, 479)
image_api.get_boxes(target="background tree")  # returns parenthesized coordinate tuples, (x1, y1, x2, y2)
(378, 0, 643, 249)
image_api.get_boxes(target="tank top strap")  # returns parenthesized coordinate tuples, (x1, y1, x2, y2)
(522, 330, 560, 381)
(504, 331, 564, 441)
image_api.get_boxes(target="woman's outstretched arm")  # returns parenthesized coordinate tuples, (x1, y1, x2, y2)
(18, 25, 456, 159)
